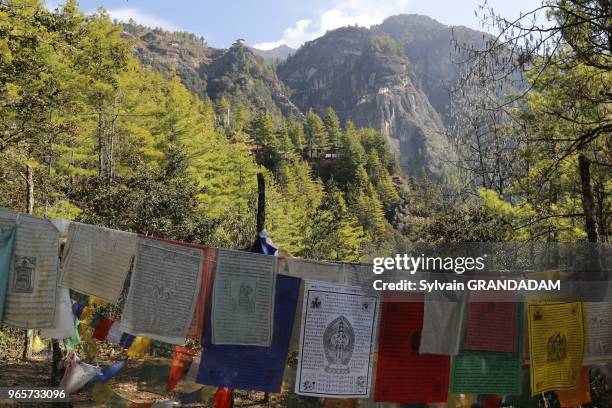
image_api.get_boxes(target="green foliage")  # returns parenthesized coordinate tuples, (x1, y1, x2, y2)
(0, 1, 405, 263)
(303, 109, 328, 159)
(369, 34, 403, 56)
(299, 179, 365, 261)
(323, 107, 342, 153)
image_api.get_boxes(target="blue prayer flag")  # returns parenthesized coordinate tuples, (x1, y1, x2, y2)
(197, 274, 300, 392)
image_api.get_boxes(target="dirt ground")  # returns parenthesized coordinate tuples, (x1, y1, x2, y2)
(0, 356, 279, 407)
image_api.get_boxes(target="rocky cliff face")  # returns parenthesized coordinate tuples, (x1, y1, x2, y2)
(125, 15, 489, 177)
(277, 25, 450, 177)
(373, 14, 486, 125)
(125, 25, 302, 120)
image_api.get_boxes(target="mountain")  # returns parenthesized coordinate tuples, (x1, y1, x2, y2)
(124, 15, 489, 177)
(372, 14, 487, 125)
(250, 44, 296, 64)
(277, 25, 446, 177)
(124, 25, 302, 120)
(276, 15, 491, 176)
(122, 24, 213, 100)
(200, 41, 303, 120)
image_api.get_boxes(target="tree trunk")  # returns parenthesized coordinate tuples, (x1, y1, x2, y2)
(26, 165, 34, 215)
(108, 114, 116, 180)
(22, 166, 34, 360)
(256, 173, 266, 233)
(22, 330, 31, 360)
(50, 339, 63, 386)
(98, 108, 105, 176)
(578, 154, 599, 242)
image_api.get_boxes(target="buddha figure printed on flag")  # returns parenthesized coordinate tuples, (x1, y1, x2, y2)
(324, 316, 354, 374)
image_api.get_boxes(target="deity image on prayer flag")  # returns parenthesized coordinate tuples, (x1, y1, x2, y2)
(546, 332, 567, 362)
(324, 315, 354, 374)
(311, 296, 322, 309)
(13, 256, 35, 293)
(231, 279, 256, 315)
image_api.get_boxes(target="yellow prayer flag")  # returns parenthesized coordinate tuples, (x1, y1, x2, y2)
(528, 302, 585, 395)
(80, 306, 93, 320)
(89, 296, 108, 307)
(91, 382, 113, 404)
(127, 336, 151, 359)
(31, 332, 47, 353)
(447, 394, 477, 408)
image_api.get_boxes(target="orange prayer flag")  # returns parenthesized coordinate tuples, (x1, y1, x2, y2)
(166, 345, 197, 392)
(558, 367, 591, 407)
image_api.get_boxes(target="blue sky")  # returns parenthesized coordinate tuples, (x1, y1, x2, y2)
(46, 0, 544, 49)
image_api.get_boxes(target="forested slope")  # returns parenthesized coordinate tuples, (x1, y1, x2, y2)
(0, 0, 406, 262)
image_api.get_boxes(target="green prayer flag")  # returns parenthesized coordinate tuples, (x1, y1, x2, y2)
(65, 317, 81, 351)
(0, 226, 16, 321)
(450, 302, 523, 395)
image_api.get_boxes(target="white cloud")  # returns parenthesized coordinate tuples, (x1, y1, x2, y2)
(105, 8, 181, 32)
(253, 0, 410, 50)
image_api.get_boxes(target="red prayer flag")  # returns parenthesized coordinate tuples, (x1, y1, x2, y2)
(374, 300, 450, 403)
(166, 345, 197, 392)
(187, 247, 217, 342)
(483, 395, 503, 408)
(92, 316, 114, 341)
(464, 290, 517, 353)
(214, 387, 233, 408)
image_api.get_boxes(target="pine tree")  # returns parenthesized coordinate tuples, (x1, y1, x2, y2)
(300, 179, 365, 261)
(323, 107, 342, 156)
(303, 109, 328, 159)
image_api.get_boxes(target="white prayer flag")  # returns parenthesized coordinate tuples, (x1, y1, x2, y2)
(0, 209, 60, 328)
(40, 287, 75, 339)
(60, 222, 137, 303)
(295, 281, 379, 398)
(211, 248, 277, 346)
(120, 238, 203, 344)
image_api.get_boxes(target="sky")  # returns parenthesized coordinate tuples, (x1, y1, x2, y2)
(46, 0, 545, 50)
